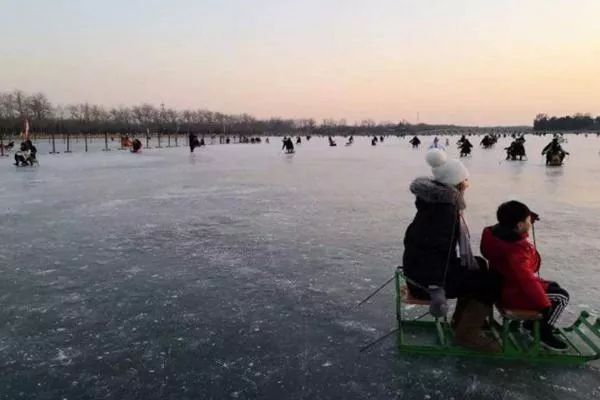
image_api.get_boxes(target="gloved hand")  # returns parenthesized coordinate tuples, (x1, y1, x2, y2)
(428, 285, 448, 318)
(530, 211, 540, 223)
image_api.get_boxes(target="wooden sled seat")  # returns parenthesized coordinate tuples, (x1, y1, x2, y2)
(399, 285, 431, 306)
(498, 307, 542, 320)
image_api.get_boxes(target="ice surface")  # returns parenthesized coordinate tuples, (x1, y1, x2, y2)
(1, 135, 600, 399)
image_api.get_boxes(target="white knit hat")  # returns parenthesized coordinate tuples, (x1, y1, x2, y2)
(425, 148, 469, 186)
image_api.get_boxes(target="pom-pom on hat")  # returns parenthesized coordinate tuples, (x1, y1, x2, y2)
(425, 148, 469, 186)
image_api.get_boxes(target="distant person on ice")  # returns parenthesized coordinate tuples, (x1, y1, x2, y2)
(189, 133, 202, 152)
(282, 137, 295, 153)
(505, 136, 526, 160)
(14, 140, 37, 166)
(542, 137, 569, 165)
(480, 201, 569, 351)
(409, 136, 421, 149)
(131, 138, 142, 153)
(428, 137, 444, 150)
(403, 148, 501, 352)
(458, 137, 473, 157)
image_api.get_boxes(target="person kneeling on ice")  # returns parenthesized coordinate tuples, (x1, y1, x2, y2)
(14, 141, 29, 166)
(14, 140, 36, 166)
(480, 201, 569, 351)
(403, 148, 501, 352)
(131, 138, 142, 153)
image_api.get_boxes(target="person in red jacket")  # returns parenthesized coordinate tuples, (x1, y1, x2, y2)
(480, 200, 569, 351)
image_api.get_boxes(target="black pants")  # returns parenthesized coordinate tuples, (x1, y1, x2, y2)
(407, 256, 502, 306)
(14, 154, 26, 165)
(543, 281, 569, 329)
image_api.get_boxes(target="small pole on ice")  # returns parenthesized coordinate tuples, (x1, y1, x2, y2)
(356, 276, 395, 308)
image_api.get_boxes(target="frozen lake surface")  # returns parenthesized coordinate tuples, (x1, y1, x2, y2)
(1, 134, 600, 399)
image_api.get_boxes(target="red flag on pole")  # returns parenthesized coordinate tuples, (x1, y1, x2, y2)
(23, 119, 30, 140)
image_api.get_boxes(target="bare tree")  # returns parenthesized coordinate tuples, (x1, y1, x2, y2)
(26, 93, 53, 121)
(0, 92, 17, 119)
(0, 89, 439, 136)
(131, 105, 144, 127)
(165, 107, 179, 131)
(13, 90, 28, 118)
(66, 104, 82, 120)
(89, 105, 108, 124)
(141, 103, 157, 126)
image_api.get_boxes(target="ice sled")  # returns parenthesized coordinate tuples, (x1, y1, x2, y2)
(395, 268, 600, 364)
(14, 159, 39, 167)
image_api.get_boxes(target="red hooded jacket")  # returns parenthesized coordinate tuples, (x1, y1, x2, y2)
(480, 225, 551, 310)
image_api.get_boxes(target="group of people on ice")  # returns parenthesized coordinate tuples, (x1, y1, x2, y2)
(371, 136, 385, 146)
(13, 140, 38, 166)
(409, 134, 569, 166)
(120, 135, 143, 153)
(403, 148, 570, 353)
(480, 134, 498, 149)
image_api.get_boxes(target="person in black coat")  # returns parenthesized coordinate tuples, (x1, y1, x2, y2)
(403, 149, 501, 352)
(189, 133, 201, 152)
(131, 138, 142, 153)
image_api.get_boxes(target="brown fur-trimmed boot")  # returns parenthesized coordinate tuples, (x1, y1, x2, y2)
(451, 297, 469, 330)
(454, 300, 500, 353)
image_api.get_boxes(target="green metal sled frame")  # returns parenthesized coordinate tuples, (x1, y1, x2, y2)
(395, 268, 600, 364)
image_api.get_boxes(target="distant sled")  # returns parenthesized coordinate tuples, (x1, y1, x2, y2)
(14, 162, 39, 168)
(14, 159, 39, 167)
(546, 154, 564, 167)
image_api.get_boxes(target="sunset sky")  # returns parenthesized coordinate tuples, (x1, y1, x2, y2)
(2, 0, 600, 126)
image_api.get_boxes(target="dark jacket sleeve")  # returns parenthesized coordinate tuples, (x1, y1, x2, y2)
(541, 143, 551, 154)
(403, 201, 459, 287)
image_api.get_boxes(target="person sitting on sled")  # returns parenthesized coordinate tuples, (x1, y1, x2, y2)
(541, 137, 569, 165)
(14, 141, 29, 166)
(14, 140, 36, 166)
(25, 140, 37, 163)
(403, 148, 501, 352)
(480, 201, 569, 351)
(131, 138, 142, 153)
(428, 136, 444, 150)
(409, 136, 421, 148)
(458, 138, 473, 157)
(505, 138, 526, 160)
(282, 137, 295, 153)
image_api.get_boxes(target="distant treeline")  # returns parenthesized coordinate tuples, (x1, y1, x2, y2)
(0, 90, 477, 137)
(0, 90, 530, 138)
(533, 113, 600, 131)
